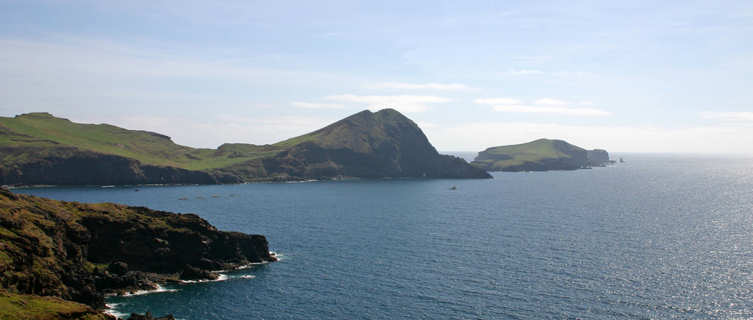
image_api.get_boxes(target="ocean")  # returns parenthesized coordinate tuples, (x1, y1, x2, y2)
(15, 154, 753, 319)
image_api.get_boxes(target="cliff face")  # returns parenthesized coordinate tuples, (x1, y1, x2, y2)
(1, 109, 489, 185)
(586, 149, 611, 166)
(0, 188, 276, 310)
(472, 139, 609, 172)
(0, 147, 241, 186)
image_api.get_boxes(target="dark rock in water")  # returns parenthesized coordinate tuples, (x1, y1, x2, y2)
(180, 265, 219, 281)
(472, 139, 611, 172)
(0, 187, 276, 313)
(128, 312, 176, 320)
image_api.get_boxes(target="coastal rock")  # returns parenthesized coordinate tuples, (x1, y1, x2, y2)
(127, 312, 176, 320)
(0, 187, 276, 311)
(587, 149, 611, 166)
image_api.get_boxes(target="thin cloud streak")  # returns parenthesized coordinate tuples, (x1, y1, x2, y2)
(493, 105, 611, 117)
(369, 82, 473, 91)
(474, 98, 521, 105)
(701, 111, 753, 122)
(324, 94, 450, 113)
(476, 97, 610, 117)
(292, 102, 345, 109)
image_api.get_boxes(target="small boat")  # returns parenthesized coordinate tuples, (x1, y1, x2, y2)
(619, 157, 625, 163)
(450, 186, 457, 190)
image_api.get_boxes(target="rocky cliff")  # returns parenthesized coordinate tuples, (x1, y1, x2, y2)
(0, 187, 276, 317)
(0, 147, 241, 186)
(586, 149, 611, 166)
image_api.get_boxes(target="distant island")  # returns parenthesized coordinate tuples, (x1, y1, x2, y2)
(471, 138, 613, 172)
(0, 187, 276, 319)
(0, 109, 490, 186)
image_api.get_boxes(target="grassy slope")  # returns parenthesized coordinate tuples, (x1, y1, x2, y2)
(0, 291, 107, 320)
(0, 113, 278, 170)
(273, 109, 410, 151)
(473, 139, 577, 168)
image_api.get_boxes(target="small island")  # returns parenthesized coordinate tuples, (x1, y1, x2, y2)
(471, 138, 613, 172)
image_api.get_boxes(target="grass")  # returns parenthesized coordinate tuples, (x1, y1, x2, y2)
(0, 290, 107, 320)
(473, 138, 580, 168)
(273, 109, 405, 151)
(0, 113, 277, 170)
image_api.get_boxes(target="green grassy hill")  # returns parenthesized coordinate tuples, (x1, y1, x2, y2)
(471, 138, 591, 172)
(0, 112, 275, 171)
(0, 109, 489, 185)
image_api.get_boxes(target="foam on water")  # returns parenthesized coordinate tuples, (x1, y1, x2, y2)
(119, 284, 179, 297)
(180, 274, 229, 284)
(104, 303, 129, 319)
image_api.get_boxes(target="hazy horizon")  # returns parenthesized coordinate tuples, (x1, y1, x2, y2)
(2, 1, 752, 154)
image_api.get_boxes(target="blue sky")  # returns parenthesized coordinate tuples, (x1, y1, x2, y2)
(1, 0, 753, 153)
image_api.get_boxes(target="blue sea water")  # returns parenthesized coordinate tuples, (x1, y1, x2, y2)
(15, 154, 753, 319)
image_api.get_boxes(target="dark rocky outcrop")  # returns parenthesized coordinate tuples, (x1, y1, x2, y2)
(586, 149, 612, 166)
(472, 138, 612, 172)
(127, 312, 175, 320)
(0, 147, 241, 186)
(0, 187, 276, 317)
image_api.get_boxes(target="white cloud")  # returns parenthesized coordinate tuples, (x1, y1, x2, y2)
(534, 98, 567, 106)
(324, 94, 450, 113)
(475, 97, 610, 117)
(505, 69, 545, 76)
(474, 98, 521, 105)
(291, 102, 345, 109)
(701, 111, 753, 122)
(493, 105, 611, 116)
(370, 82, 472, 91)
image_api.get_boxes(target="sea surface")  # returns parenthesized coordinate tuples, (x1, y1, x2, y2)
(15, 154, 753, 319)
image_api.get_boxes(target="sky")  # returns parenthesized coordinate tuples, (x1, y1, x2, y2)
(1, 0, 753, 154)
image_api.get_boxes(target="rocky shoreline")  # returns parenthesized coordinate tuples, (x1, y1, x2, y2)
(0, 187, 277, 319)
